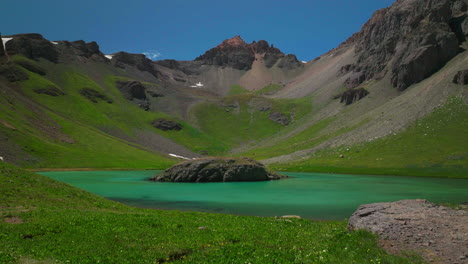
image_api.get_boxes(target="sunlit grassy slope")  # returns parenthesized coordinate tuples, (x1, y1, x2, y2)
(270, 97, 468, 178)
(0, 163, 424, 263)
(1, 57, 229, 168)
(192, 92, 312, 147)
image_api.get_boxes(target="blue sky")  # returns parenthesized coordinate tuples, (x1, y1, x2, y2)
(2, 0, 395, 61)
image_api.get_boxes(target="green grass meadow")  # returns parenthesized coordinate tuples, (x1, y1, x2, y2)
(0, 163, 425, 263)
(271, 97, 468, 178)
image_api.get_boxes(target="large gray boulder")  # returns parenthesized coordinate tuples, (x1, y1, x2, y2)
(349, 199, 468, 264)
(150, 157, 283, 182)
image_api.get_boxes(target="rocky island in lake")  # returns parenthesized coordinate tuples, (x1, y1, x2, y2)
(150, 157, 284, 182)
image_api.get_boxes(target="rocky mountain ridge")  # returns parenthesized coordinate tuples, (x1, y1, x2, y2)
(195, 35, 302, 71)
(339, 0, 468, 90)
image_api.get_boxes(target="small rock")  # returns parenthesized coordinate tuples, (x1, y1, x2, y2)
(280, 215, 302, 219)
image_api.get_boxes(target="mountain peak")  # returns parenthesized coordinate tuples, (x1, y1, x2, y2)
(217, 35, 247, 49)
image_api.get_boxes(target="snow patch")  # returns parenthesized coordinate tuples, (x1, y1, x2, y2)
(169, 153, 192, 160)
(50, 41, 59, 45)
(190, 82, 204, 88)
(2, 38, 13, 47)
(104, 54, 114, 60)
(301, 61, 308, 64)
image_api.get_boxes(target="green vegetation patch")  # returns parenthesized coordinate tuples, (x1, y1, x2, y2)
(0, 163, 424, 263)
(273, 97, 468, 178)
(255, 83, 284, 96)
(192, 94, 312, 147)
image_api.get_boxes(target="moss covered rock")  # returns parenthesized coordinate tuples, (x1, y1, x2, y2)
(150, 157, 284, 182)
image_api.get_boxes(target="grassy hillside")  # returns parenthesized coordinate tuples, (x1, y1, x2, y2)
(270, 97, 468, 178)
(192, 93, 312, 147)
(0, 56, 230, 168)
(0, 162, 424, 263)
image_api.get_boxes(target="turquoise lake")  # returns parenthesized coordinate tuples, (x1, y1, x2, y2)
(39, 171, 468, 220)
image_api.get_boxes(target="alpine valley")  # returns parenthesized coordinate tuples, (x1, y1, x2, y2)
(1, 0, 468, 263)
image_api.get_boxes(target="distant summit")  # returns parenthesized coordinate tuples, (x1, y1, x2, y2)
(216, 35, 248, 49)
(195, 35, 300, 71)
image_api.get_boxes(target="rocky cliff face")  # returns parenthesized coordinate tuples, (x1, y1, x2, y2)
(195, 36, 301, 71)
(4, 34, 59, 63)
(111, 52, 159, 77)
(341, 0, 468, 90)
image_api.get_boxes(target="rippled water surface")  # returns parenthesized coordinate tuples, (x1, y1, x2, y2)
(40, 171, 468, 220)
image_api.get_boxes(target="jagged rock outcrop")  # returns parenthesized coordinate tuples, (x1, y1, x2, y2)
(349, 199, 468, 264)
(151, 118, 182, 131)
(33, 86, 65, 96)
(0, 65, 28, 82)
(116, 81, 147, 100)
(453, 69, 468, 84)
(79, 88, 113, 103)
(58, 40, 102, 58)
(112, 52, 158, 77)
(14, 60, 46, 75)
(195, 36, 301, 71)
(0, 33, 5, 58)
(4, 34, 59, 63)
(150, 157, 283, 182)
(269, 112, 291, 125)
(340, 88, 369, 105)
(341, 0, 467, 91)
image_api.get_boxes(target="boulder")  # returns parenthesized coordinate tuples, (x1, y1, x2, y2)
(151, 118, 182, 131)
(349, 199, 468, 264)
(269, 112, 291, 125)
(116, 80, 147, 100)
(453, 70, 468, 84)
(79, 88, 113, 103)
(150, 157, 283, 182)
(33, 86, 65, 96)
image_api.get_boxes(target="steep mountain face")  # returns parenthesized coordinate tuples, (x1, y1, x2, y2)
(0, 0, 467, 176)
(340, 0, 468, 90)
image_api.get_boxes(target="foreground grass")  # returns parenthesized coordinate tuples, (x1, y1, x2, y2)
(0, 163, 424, 263)
(270, 97, 468, 178)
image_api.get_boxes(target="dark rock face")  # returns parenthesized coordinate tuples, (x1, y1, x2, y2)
(150, 157, 283, 182)
(453, 69, 468, 84)
(4, 34, 59, 63)
(15, 60, 46, 75)
(33, 86, 64, 96)
(0, 65, 29, 82)
(154, 59, 180, 70)
(344, 72, 366, 89)
(112, 52, 158, 77)
(269, 112, 291, 125)
(341, 0, 467, 91)
(195, 36, 302, 71)
(0, 33, 5, 58)
(79, 88, 113, 103)
(63, 40, 102, 58)
(349, 199, 468, 264)
(116, 81, 147, 100)
(151, 118, 182, 131)
(276, 54, 303, 70)
(340, 88, 369, 105)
